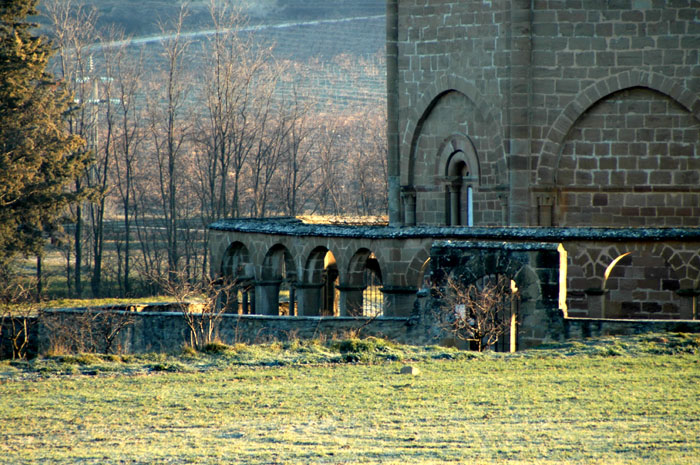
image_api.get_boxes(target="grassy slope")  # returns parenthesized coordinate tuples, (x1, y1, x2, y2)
(35, 0, 387, 37)
(0, 334, 699, 464)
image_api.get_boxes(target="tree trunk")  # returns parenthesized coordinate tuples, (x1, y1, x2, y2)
(74, 200, 83, 297)
(36, 255, 42, 302)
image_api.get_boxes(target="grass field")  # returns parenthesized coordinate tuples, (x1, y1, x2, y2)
(1, 334, 699, 464)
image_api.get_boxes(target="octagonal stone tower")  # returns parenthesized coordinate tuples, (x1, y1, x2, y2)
(387, 0, 700, 229)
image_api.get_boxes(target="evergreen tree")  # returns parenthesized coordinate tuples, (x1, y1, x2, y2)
(0, 0, 91, 270)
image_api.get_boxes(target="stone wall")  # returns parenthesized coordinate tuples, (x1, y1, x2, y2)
(551, 87, 700, 227)
(210, 222, 700, 340)
(429, 240, 563, 348)
(8, 308, 700, 358)
(529, 1, 700, 227)
(564, 240, 700, 319)
(23, 308, 440, 355)
(563, 317, 700, 340)
(390, 0, 700, 228)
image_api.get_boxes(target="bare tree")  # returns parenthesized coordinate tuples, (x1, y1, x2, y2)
(193, 0, 278, 220)
(190, 1, 277, 276)
(145, 7, 192, 281)
(277, 86, 319, 216)
(37, 0, 392, 300)
(41, 307, 136, 355)
(344, 106, 388, 216)
(86, 27, 123, 297)
(152, 272, 237, 350)
(46, 0, 99, 296)
(245, 66, 289, 217)
(314, 112, 346, 215)
(0, 277, 39, 360)
(110, 36, 146, 295)
(435, 275, 518, 352)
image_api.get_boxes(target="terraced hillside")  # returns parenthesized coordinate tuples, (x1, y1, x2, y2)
(38, 0, 387, 107)
(224, 15, 386, 106)
(184, 14, 387, 106)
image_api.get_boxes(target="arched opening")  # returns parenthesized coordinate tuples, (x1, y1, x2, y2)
(363, 254, 383, 317)
(602, 251, 683, 319)
(345, 249, 384, 317)
(300, 247, 338, 316)
(220, 242, 254, 314)
(417, 258, 432, 290)
(260, 244, 296, 316)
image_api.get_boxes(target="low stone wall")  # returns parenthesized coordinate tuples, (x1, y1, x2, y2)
(563, 317, 700, 340)
(6, 308, 700, 358)
(30, 308, 439, 355)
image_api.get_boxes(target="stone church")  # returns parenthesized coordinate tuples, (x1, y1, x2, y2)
(209, 0, 700, 348)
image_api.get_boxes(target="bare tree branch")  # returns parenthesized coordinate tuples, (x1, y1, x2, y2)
(435, 275, 517, 352)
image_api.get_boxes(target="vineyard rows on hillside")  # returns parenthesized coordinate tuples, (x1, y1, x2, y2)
(37, 1, 387, 108)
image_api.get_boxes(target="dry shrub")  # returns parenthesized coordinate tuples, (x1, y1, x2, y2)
(41, 308, 136, 355)
(0, 279, 39, 359)
(151, 272, 237, 350)
(435, 275, 518, 352)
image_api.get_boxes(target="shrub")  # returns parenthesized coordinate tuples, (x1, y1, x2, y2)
(434, 275, 517, 352)
(203, 341, 232, 354)
(41, 308, 135, 355)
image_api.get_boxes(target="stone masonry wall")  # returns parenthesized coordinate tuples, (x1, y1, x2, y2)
(564, 240, 700, 319)
(563, 317, 700, 340)
(393, 0, 700, 227)
(396, 0, 515, 226)
(7, 310, 700, 358)
(554, 87, 700, 227)
(532, 1, 700, 226)
(27, 310, 441, 355)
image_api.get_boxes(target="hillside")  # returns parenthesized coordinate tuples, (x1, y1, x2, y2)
(36, 0, 386, 37)
(35, 0, 387, 107)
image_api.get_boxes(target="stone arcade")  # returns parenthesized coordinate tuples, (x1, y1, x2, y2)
(209, 0, 700, 349)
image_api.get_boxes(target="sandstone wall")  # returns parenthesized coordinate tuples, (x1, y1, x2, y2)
(532, 1, 700, 227)
(391, 0, 700, 227)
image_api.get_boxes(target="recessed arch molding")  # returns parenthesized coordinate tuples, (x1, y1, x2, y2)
(536, 70, 700, 186)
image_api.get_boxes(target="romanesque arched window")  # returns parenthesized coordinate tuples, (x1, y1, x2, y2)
(445, 150, 478, 226)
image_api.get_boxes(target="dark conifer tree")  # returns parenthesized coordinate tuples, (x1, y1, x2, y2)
(0, 0, 91, 271)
